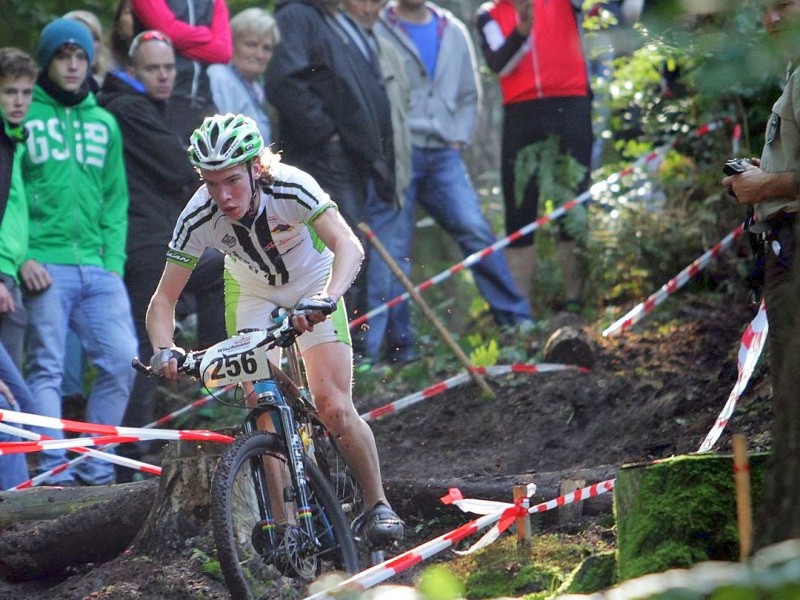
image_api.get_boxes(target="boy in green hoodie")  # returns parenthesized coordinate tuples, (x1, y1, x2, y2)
(21, 19, 137, 486)
(0, 47, 38, 489)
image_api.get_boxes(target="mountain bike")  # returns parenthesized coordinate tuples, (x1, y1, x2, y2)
(134, 307, 361, 600)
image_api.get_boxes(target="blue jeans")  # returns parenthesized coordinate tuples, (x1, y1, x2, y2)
(24, 265, 137, 485)
(61, 328, 86, 397)
(364, 182, 415, 361)
(365, 147, 531, 359)
(0, 342, 32, 489)
(0, 273, 26, 369)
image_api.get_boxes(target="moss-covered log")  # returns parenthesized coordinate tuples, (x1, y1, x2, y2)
(615, 453, 768, 582)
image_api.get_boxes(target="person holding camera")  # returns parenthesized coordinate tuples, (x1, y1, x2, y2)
(721, 0, 800, 547)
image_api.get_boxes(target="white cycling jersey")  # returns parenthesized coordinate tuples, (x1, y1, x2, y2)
(166, 161, 336, 286)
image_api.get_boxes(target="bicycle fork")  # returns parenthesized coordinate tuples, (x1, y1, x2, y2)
(248, 382, 320, 554)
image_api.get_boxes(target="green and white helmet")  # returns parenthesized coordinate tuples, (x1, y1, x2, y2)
(187, 114, 264, 171)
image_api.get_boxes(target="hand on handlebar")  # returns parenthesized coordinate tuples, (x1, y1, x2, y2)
(149, 346, 186, 379)
(291, 295, 336, 332)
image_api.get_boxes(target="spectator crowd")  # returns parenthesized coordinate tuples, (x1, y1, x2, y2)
(0, 0, 642, 489)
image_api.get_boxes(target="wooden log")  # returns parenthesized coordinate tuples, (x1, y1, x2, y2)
(0, 480, 154, 529)
(543, 325, 595, 369)
(0, 479, 157, 581)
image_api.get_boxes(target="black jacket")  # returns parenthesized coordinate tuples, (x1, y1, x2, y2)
(97, 70, 198, 254)
(265, 0, 394, 200)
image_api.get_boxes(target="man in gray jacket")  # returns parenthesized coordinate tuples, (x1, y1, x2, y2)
(376, 0, 531, 354)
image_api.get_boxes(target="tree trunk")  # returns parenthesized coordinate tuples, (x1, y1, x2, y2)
(129, 440, 223, 557)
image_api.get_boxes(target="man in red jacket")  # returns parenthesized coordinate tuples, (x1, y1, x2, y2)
(476, 0, 592, 315)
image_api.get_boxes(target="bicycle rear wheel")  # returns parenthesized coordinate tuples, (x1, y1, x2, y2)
(211, 431, 359, 600)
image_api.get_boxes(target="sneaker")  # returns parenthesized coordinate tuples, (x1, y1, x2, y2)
(352, 501, 404, 545)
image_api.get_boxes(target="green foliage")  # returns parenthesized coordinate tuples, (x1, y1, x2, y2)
(514, 136, 588, 244)
(468, 338, 499, 368)
(418, 565, 465, 600)
(708, 586, 761, 600)
(191, 548, 224, 581)
(444, 534, 613, 600)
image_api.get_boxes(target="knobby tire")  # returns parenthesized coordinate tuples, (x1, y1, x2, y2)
(211, 431, 359, 600)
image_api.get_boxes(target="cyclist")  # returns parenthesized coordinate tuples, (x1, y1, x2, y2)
(145, 113, 404, 544)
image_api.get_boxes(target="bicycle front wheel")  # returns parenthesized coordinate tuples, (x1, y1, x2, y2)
(211, 431, 360, 600)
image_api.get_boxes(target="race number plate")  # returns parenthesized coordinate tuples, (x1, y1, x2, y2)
(198, 331, 272, 387)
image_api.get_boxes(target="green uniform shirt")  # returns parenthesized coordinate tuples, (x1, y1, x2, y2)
(759, 65, 800, 220)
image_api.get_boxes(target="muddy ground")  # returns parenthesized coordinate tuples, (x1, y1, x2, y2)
(0, 293, 773, 599)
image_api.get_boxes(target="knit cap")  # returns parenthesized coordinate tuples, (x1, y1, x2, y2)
(37, 18, 95, 68)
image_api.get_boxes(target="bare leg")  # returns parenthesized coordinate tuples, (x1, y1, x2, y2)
(302, 341, 386, 508)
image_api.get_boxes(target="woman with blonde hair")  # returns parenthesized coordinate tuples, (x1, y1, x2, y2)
(63, 10, 111, 88)
(208, 8, 280, 144)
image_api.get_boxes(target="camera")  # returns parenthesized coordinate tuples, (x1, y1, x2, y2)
(723, 158, 752, 198)
(723, 158, 751, 176)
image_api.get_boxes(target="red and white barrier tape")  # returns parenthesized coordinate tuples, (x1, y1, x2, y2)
(10, 385, 231, 490)
(0, 428, 232, 455)
(350, 146, 668, 330)
(0, 409, 233, 445)
(602, 224, 745, 337)
(0, 422, 161, 483)
(305, 502, 516, 598)
(349, 119, 730, 330)
(697, 300, 768, 453)
(443, 479, 616, 555)
(359, 363, 583, 423)
(304, 479, 614, 599)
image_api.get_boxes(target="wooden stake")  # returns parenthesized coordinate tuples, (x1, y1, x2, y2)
(357, 222, 495, 398)
(513, 484, 532, 544)
(732, 433, 753, 561)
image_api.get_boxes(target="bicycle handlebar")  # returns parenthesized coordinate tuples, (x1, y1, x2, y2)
(131, 304, 335, 381)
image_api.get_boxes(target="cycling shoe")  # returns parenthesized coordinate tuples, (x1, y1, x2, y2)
(352, 501, 404, 545)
